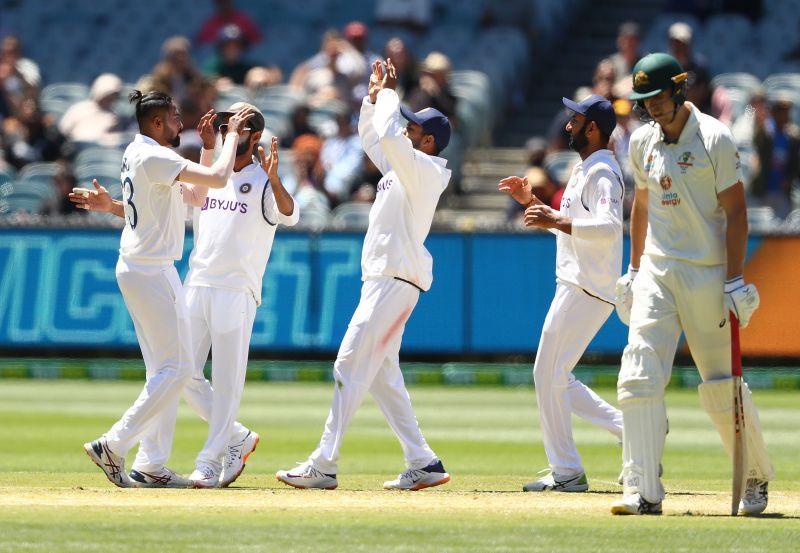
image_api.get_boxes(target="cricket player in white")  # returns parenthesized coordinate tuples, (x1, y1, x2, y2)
(277, 59, 451, 491)
(181, 103, 299, 487)
(76, 90, 255, 487)
(611, 54, 773, 515)
(499, 94, 624, 493)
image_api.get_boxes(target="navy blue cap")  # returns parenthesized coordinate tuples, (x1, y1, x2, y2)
(399, 105, 451, 151)
(562, 94, 617, 135)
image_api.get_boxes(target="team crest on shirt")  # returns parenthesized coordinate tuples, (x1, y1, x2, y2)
(677, 151, 694, 173)
(660, 175, 680, 206)
(240, 183, 252, 193)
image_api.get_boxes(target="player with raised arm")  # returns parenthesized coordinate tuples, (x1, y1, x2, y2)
(611, 53, 773, 515)
(75, 90, 253, 488)
(499, 94, 625, 493)
(181, 103, 299, 487)
(276, 59, 452, 491)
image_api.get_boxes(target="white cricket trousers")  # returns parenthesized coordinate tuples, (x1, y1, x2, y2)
(105, 258, 192, 463)
(534, 281, 623, 476)
(182, 286, 255, 470)
(308, 277, 437, 474)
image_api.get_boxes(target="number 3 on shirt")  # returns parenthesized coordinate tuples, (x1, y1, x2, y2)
(122, 177, 138, 229)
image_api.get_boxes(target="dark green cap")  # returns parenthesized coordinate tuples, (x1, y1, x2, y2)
(629, 53, 687, 101)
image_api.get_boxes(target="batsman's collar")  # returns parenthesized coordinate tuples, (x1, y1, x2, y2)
(399, 105, 451, 151)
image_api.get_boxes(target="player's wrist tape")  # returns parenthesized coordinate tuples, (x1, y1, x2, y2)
(725, 276, 745, 293)
(628, 265, 638, 277)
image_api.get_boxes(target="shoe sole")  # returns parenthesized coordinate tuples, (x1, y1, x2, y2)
(275, 475, 338, 490)
(610, 504, 662, 516)
(219, 434, 260, 488)
(83, 442, 129, 488)
(385, 474, 451, 491)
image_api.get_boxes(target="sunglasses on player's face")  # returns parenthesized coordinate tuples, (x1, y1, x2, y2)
(219, 123, 252, 134)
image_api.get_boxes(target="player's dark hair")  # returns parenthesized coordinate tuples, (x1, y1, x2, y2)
(129, 89, 174, 128)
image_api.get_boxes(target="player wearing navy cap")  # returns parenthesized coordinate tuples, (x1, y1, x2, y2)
(499, 93, 625, 493)
(277, 59, 451, 491)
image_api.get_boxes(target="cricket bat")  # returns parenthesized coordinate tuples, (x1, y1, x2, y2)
(730, 311, 747, 516)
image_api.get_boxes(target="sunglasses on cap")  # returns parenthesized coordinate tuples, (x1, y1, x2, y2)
(219, 123, 253, 134)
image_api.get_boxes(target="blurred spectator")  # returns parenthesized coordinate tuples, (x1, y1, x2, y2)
(59, 73, 125, 147)
(2, 97, 65, 170)
(196, 0, 262, 46)
(382, 37, 418, 100)
(525, 136, 547, 167)
(280, 104, 318, 148)
(609, 98, 640, 216)
(244, 66, 283, 96)
(605, 22, 642, 85)
(203, 24, 256, 85)
(732, 87, 767, 147)
(405, 52, 457, 122)
(150, 36, 208, 105)
(286, 133, 332, 218)
(343, 21, 383, 102)
(343, 22, 382, 68)
(668, 22, 712, 113)
(592, 59, 617, 101)
(505, 166, 563, 223)
(41, 162, 84, 217)
(289, 30, 366, 108)
(0, 35, 40, 118)
(321, 111, 364, 205)
(351, 156, 382, 203)
(375, 0, 432, 32)
(751, 94, 800, 218)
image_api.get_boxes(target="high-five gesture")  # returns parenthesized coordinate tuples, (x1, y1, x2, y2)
(224, 107, 255, 136)
(257, 137, 280, 181)
(197, 109, 216, 150)
(368, 58, 398, 104)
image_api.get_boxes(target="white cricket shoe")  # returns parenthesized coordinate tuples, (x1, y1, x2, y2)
(219, 430, 260, 488)
(129, 466, 191, 488)
(611, 493, 663, 515)
(523, 471, 588, 492)
(188, 463, 220, 489)
(84, 438, 131, 488)
(383, 459, 450, 491)
(739, 479, 769, 515)
(276, 461, 338, 490)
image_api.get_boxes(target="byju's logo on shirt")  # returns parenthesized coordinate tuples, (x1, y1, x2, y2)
(201, 197, 249, 214)
(659, 175, 680, 206)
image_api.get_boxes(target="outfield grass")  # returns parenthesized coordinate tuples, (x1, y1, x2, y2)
(0, 379, 798, 552)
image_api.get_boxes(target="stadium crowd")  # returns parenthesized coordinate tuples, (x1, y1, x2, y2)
(1, 0, 799, 228)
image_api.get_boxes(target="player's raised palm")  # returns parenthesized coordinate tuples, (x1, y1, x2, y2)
(498, 175, 539, 206)
(258, 137, 280, 181)
(197, 109, 216, 150)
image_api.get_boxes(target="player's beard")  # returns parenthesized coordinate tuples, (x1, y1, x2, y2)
(168, 132, 181, 148)
(568, 123, 589, 153)
(236, 135, 253, 156)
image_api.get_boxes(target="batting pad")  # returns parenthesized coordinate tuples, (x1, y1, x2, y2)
(698, 378, 775, 481)
(619, 397, 668, 503)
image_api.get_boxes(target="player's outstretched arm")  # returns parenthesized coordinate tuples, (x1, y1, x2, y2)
(68, 179, 124, 218)
(178, 108, 255, 189)
(258, 137, 295, 217)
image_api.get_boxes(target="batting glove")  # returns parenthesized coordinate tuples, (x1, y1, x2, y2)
(614, 265, 638, 326)
(724, 277, 760, 329)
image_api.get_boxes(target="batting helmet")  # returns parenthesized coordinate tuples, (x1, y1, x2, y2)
(629, 53, 688, 103)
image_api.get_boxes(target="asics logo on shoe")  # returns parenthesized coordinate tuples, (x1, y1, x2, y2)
(130, 470, 172, 485)
(94, 441, 122, 481)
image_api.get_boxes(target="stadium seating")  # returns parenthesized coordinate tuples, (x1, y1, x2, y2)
(329, 202, 372, 229)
